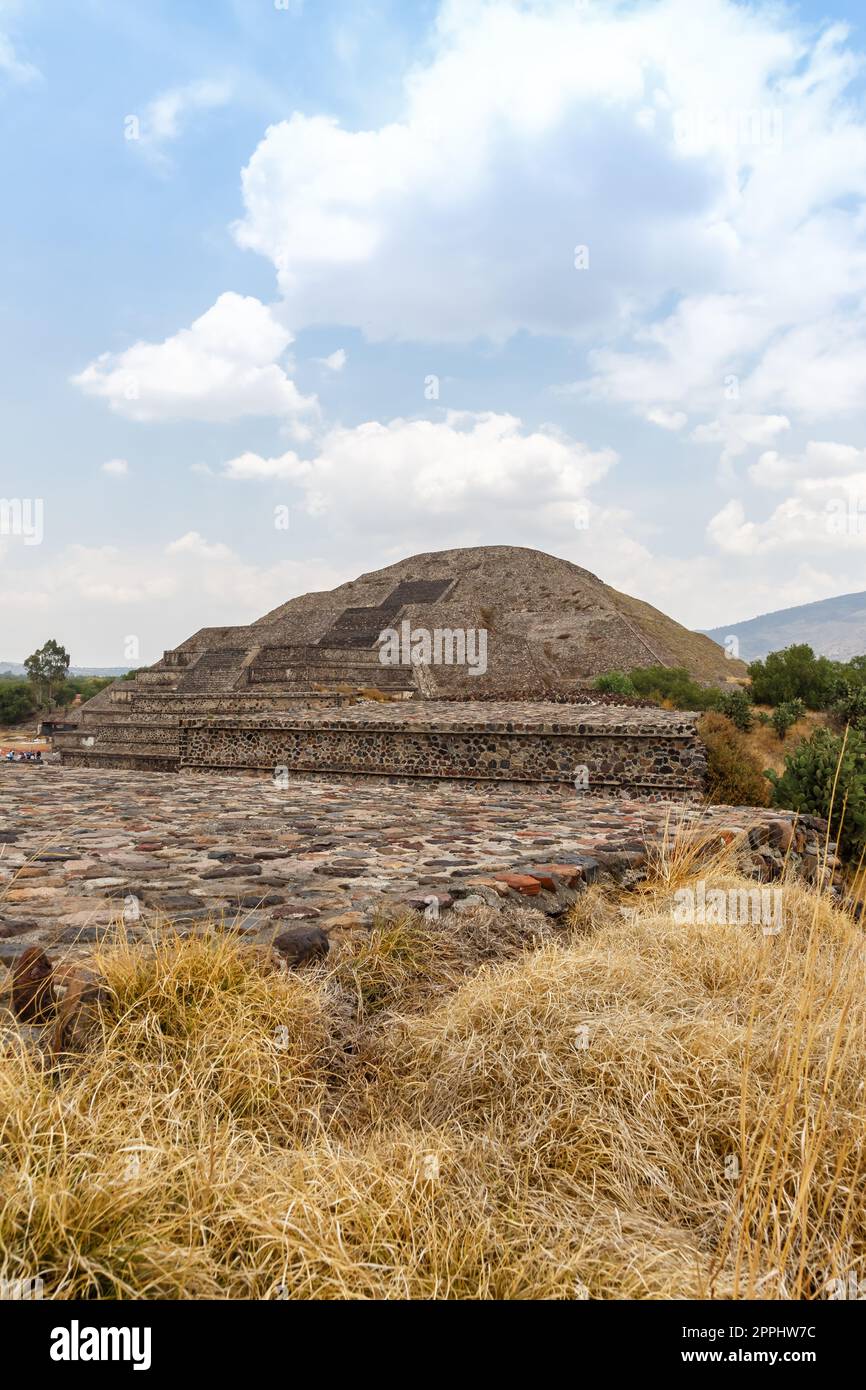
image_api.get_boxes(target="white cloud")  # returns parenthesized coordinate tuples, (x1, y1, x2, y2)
(230, 0, 736, 342)
(707, 471, 866, 556)
(748, 440, 866, 490)
(646, 408, 687, 432)
(134, 79, 233, 157)
(38, 0, 866, 643)
(165, 531, 235, 562)
(223, 451, 310, 482)
(0, 28, 39, 83)
(689, 412, 790, 475)
(317, 348, 347, 372)
(72, 292, 317, 424)
(743, 316, 866, 416)
(691, 414, 790, 454)
(101, 458, 129, 477)
(0, 536, 343, 663)
(599, 539, 861, 631)
(223, 410, 617, 541)
(229, 0, 866, 409)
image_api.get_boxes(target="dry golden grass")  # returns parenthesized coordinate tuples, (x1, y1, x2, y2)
(1, 851, 864, 1300)
(745, 708, 827, 776)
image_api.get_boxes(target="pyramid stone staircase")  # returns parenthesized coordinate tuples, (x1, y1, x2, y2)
(54, 580, 460, 769)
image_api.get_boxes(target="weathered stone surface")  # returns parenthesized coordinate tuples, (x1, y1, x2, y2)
(492, 873, 543, 896)
(199, 863, 262, 880)
(0, 918, 39, 937)
(522, 863, 585, 887)
(270, 902, 322, 919)
(272, 925, 330, 967)
(0, 766, 834, 967)
(56, 926, 108, 944)
(174, 702, 708, 796)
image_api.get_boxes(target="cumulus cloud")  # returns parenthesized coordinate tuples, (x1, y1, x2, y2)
(689, 412, 790, 476)
(708, 473, 866, 557)
(72, 292, 317, 423)
(229, 0, 866, 422)
(707, 438, 866, 559)
(47, 0, 866, 636)
(602, 541, 859, 630)
(222, 411, 617, 542)
(748, 440, 866, 490)
(101, 458, 129, 477)
(232, 0, 732, 342)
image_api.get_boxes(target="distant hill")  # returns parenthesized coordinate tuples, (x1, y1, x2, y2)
(701, 591, 866, 663)
(0, 663, 131, 678)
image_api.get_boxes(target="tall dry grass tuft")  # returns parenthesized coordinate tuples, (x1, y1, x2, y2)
(1, 862, 864, 1299)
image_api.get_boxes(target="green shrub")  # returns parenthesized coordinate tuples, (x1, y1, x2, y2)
(593, 671, 637, 697)
(748, 645, 839, 709)
(770, 699, 805, 741)
(626, 666, 719, 711)
(833, 681, 866, 733)
(698, 713, 772, 807)
(712, 687, 754, 731)
(768, 727, 866, 861)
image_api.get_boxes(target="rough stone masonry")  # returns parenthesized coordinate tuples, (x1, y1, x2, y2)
(0, 767, 836, 968)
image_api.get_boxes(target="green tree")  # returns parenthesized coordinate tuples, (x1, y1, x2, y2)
(24, 639, 71, 708)
(0, 681, 36, 725)
(748, 645, 838, 709)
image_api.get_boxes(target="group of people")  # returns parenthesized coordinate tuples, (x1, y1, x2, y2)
(3, 748, 44, 763)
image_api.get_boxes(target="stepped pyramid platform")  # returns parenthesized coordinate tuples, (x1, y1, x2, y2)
(55, 546, 737, 794)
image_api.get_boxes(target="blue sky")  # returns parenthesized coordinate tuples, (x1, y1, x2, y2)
(3, 0, 866, 665)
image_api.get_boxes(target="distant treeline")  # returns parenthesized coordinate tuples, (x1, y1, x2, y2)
(595, 645, 866, 716)
(0, 672, 114, 725)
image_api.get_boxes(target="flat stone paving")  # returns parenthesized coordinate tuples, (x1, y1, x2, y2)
(0, 765, 815, 962)
(183, 699, 695, 732)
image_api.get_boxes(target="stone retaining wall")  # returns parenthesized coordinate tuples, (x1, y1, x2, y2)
(56, 700, 708, 797)
(178, 706, 707, 794)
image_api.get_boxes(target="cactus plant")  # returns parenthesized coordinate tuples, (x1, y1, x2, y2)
(767, 727, 866, 860)
(833, 681, 866, 733)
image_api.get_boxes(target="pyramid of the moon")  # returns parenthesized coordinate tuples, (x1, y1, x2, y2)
(55, 546, 737, 786)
